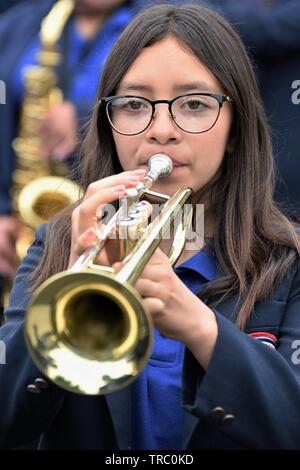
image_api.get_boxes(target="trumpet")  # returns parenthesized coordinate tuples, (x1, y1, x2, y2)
(24, 154, 193, 395)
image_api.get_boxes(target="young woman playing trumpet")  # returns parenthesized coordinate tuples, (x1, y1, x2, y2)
(1, 3, 300, 451)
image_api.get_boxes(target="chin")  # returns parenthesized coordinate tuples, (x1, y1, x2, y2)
(151, 180, 182, 197)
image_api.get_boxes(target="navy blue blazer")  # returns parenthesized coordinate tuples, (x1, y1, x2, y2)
(1, 224, 300, 449)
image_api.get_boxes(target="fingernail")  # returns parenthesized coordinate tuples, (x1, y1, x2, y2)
(133, 169, 146, 174)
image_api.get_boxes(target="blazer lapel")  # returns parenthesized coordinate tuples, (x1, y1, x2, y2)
(205, 261, 241, 322)
(182, 264, 240, 448)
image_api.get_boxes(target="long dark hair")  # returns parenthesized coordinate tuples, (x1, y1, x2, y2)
(30, 3, 300, 329)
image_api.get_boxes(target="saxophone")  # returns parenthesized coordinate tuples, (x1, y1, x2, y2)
(11, 0, 81, 260)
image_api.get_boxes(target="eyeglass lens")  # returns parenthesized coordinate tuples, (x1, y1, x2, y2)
(107, 95, 221, 135)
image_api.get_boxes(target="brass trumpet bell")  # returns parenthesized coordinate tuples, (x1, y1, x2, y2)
(25, 269, 152, 395)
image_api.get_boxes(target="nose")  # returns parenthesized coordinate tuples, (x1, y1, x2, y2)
(145, 104, 181, 144)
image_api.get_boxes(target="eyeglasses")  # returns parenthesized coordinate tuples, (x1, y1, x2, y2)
(99, 93, 233, 136)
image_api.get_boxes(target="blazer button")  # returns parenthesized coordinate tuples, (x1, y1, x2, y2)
(210, 406, 225, 421)
(221, 414, 235, 424)
(34, 378, 49, 390)
(27, 384, 41, 394)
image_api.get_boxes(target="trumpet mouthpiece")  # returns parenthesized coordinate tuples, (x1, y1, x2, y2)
(147, 154, 173, 180)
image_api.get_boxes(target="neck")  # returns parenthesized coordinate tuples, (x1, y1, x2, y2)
(159, 222, 214, 268)
(75, 13, 107, 40)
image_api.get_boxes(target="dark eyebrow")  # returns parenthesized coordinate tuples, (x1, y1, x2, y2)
(117, 83, 153, 93)
(174, 81, 215, 92)
(117, 81, 216, 93)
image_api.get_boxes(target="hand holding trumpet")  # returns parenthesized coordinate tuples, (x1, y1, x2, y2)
(69, 156, 217, 364)
(68, 168, 146, 268)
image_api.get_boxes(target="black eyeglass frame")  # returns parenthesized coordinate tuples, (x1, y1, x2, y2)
(99, 93, 233, 136)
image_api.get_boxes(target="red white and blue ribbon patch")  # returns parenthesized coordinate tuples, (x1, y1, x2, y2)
(248, 332, 278, 350)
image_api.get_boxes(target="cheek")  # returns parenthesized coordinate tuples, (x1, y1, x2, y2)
(207, 113, 231, 162)
(113, 134, 138, 171)
(194, 131, 226, 167)
(190, 128, 229, 190)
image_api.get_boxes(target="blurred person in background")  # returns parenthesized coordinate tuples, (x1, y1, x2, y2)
(215, 0, 300, 222)
(0, 0, 24, 15)
(138, 0, 300, 221)
(0, 0, 136, 306)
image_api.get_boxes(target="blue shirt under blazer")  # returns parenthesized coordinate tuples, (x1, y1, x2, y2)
(1, 224, 300, 449)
